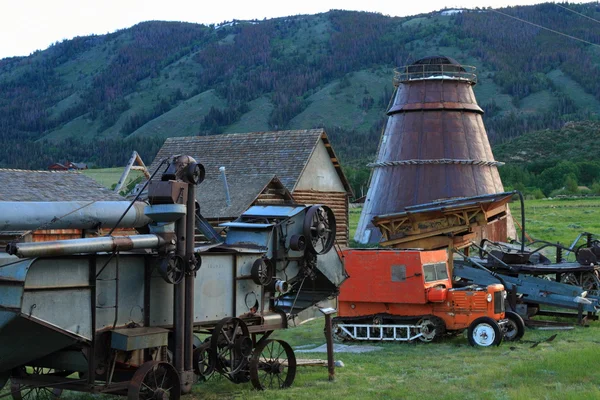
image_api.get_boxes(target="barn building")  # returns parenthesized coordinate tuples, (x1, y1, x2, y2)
(0, 169, 128, 245)
(149, 129, 353, 246)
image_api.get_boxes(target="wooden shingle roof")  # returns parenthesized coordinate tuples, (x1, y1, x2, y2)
(197, 174, 292, 221)
(0, 169, 125, 201)
(149, 129, 351, 193)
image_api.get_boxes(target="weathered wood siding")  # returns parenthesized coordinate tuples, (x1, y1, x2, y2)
(292, 190, 349, 247)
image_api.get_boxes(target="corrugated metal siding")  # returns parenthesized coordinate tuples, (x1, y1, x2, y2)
(292, 190, 349, 247)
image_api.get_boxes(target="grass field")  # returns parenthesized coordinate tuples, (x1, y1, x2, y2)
(190, 320, 600, 400)
(518, 197, 600, 248)
(82, 167, 145, 193)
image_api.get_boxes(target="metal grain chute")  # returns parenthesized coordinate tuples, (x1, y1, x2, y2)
(0, 155, 346, 398)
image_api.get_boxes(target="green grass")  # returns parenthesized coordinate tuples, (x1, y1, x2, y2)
(519, 197, 600, 247)
(188, 319, 600, 400)
(82, 167, 144, 191)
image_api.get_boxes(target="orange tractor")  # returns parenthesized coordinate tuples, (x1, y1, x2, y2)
(334, 248, 525, 347)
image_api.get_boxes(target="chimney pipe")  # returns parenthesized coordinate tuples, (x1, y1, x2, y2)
(219, 166, 232, 207)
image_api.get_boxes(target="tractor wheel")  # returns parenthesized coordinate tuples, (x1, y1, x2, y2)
(503, 311, 525, 342)
(467, 317, 502, 347)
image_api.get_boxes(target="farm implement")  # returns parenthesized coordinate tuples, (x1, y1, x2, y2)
(336, 191, 600, 346)
(0, 155, 346, 399)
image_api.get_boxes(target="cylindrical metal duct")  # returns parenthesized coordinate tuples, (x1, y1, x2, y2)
(356, 56, 513, 244)
(0, 201, 151, 231)
(6, 234, 163, 258)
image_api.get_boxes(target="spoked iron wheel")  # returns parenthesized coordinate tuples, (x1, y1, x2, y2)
(10, 368, 63, 400)
(193, 342, 215, 381)
(560, 271, 599, 292)
(303, 205, 336, 255)
(249, 339, 296, 390)
(127, 361, 180, 400)
(210, 317, 252, 381)
(158, 255, 185, 285)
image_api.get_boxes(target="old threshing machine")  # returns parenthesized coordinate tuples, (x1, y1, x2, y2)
(0, 155, 346, 399)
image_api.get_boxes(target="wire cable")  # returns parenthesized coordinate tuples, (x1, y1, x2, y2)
(554, 2, 600, 25)
(490, 8, 600, 49)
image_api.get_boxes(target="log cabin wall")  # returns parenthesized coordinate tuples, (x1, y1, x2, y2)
(292, 190, 349, 247)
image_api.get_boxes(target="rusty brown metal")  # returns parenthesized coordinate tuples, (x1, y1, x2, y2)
(356, 56, 511, 245)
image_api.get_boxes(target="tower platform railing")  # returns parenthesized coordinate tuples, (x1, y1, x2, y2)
(394, 64, 477, 86)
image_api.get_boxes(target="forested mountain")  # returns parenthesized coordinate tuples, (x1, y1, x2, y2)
(1, 2, 600, 195)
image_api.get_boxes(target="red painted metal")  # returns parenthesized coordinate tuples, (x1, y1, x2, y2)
(338, 248, 505, 331)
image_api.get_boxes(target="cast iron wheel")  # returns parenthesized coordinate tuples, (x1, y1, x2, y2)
(560, 271, 599, 292)
(303, 205, 336, 255)
(210, 317, 251, 380)
(468, 317, 502, 347)
(417, 317, 445, 343)
(249, 339, 296, 390)
(127, 361, 180, 400)
(250, 258, 274, 286)
(158, 255, 185, 285)
(10, 367, 63, 400)
(193, 342, 214, 380)
(503, 311, 525, 342)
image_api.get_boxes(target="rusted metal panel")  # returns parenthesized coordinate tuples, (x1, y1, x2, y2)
(356, 57, 512, 244)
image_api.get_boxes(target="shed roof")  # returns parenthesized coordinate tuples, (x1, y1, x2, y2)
(0, 169, 125, 201)
(197, 174, 292, 220)
(149, 129, 352, 194)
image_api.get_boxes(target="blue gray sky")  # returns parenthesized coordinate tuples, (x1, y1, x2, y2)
(0, 0, 591, 59)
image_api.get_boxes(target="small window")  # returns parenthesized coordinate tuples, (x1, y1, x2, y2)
(435, 263, 448, 280)
(423, 262, 448, 282)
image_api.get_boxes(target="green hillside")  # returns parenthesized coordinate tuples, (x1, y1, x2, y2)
(494, 121, 600, 197)
(2, 3, 600, 196)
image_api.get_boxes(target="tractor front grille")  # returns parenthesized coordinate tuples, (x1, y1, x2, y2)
(494, 291, 505, 314)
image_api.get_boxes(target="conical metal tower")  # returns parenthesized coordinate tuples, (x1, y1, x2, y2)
(355, 56, 514, 244)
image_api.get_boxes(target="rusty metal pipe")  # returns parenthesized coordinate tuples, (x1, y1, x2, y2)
(6, 234, 163, 258)
(0, 201, 151, 231)
(173, 216, 186, 377)
(184, 186, 196, 373)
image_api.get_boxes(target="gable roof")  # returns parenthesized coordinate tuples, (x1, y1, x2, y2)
(197, 174, 293, 220)
(0, 169, 125, 201)
(149, 129, 352, 194)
